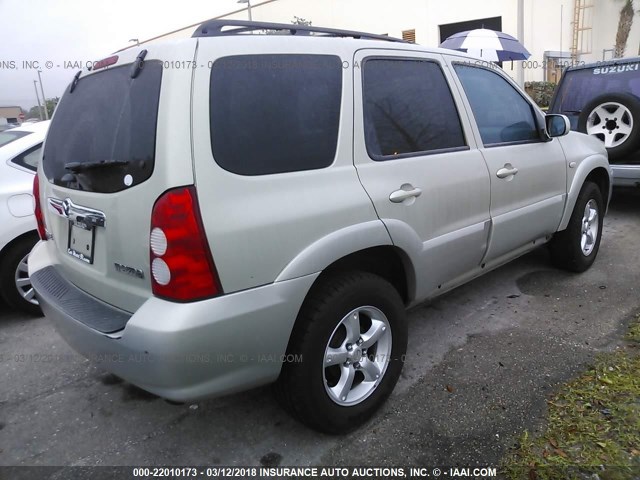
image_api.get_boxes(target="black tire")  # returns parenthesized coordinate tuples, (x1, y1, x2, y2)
(577, 93, 640, 161)
(275, 271, 407, 434)
(549, 182, 604, 273)
(0, 234, 42, 316)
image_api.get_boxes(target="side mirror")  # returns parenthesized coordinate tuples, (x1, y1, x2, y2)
(546, 114, 571, 138)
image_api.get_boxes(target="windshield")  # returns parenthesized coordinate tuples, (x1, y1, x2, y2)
(42, 61, 163, 193)
(0, 130, 31, 148)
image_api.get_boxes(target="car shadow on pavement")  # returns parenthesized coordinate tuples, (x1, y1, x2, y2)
(609, 187, 640, 216)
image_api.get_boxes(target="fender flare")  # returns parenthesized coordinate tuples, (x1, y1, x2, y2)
(275, 220, 416, 295)
(275, 220, 395, 282)
(558, 154, 612, 231)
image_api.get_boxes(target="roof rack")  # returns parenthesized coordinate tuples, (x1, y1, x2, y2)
(192, 20, 407, 43)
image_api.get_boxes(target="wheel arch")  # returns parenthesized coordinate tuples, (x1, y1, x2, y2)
(559, 159, 612, 231)
(313, 245, 415, 305)
(279, 244, 416, 364)
(0, 229, 39, 265)
(275, 220, 417, 304)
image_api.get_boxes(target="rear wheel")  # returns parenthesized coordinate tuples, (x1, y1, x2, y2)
(275, 271, 407, 434)
(0, 234, 41, 316)
(549, 182, 604, 273)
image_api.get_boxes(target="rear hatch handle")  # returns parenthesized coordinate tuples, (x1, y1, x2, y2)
(48, 198, 106, 228)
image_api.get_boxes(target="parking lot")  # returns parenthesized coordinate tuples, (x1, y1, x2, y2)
(1, 189, 639, 469)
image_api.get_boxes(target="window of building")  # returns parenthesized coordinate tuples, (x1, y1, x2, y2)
(210, 54, 342, 176)
(439, 17, 502, 44)
(454, 64, 539, 146)
(363, 58, 467, 159)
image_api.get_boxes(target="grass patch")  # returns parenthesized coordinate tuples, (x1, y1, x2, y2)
(502, 315, 640, 479)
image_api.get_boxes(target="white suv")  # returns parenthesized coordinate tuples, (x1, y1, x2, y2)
(30, 21, 611, 433)
(0, 120, 49, 314)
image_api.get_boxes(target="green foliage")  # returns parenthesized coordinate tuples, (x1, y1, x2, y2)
(25, 106, 42, 120)
(524, 81, 557, 109)
(501, 316, 640, 480)
(264, 16, 312, 35)
(24, 97, 58, 120)
(292, 16, 312, 26)
(45, 97, 58, 118)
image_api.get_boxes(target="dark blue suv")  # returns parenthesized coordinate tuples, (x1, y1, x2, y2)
(550, 57, 640, 187)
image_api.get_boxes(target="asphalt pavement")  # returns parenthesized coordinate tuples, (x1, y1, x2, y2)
(1, 189, 639, 472)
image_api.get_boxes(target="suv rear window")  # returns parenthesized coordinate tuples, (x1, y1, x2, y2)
(43, 61, 163, 193)
(210, 54, 342, 176)
(552, 62, 640, 114)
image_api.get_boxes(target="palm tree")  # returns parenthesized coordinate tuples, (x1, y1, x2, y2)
(614, 0, 635, 58)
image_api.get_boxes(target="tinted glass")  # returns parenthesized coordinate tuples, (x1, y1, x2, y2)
(43, 61, 163, 193)
(551, 62, 640, 128)
(11, 143, 42, 171)
(454, 65, 539, 145)
(0, 130, 31, 147)
(363, 59, 466, 158)
(210, 54, 342, 176)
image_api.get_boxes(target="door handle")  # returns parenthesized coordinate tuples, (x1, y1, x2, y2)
(389, 185, 422, 203)
(496, 164, 519, 179)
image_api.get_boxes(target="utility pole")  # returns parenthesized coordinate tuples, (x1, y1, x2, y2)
(33, 80, 44, 121)
(37, 70, 49, 120)
(516, 0, 525, 87)
(237, 0, 252, 21)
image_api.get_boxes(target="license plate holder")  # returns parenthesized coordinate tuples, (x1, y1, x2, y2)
(67, 222, 95, 264)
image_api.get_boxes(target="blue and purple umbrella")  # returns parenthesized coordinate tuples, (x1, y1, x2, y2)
(439, 28, 531, 62)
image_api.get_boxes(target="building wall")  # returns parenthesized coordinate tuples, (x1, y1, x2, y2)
(136, 0, 640, 83)
(0, 106, 22, 121)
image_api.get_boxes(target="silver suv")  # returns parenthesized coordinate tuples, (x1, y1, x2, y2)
(30, 20, 611, 433)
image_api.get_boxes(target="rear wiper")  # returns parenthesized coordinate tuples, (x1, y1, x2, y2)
(64, 159, 129, 173)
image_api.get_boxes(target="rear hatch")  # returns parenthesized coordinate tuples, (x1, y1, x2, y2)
(550, 60, 640, 132)
(40, 41, 197, 313)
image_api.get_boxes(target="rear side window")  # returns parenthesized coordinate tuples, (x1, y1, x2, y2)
(210, 54, 342, 175)
(362, 58, 466, 159)
(0, 130, 31, 147)
(11, 143, 42, 172)
(454, 64, 539, 146)
(43, 61, 163, 193)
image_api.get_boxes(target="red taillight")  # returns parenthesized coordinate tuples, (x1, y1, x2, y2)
(150, 186, 222, 302)
(33, 175, 47, 241)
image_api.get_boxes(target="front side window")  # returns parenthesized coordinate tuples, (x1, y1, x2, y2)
(210, 54, 342, 176)
(363, 58, 466, 159)
(454, 64, 539, 146)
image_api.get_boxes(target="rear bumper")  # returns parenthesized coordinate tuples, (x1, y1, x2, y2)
(611, 165, 640, 187)
(29, 241, 318, 401)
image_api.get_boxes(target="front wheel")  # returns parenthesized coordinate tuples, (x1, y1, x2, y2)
(275, 271, 407, 434)
(549, 182, 604, 273)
